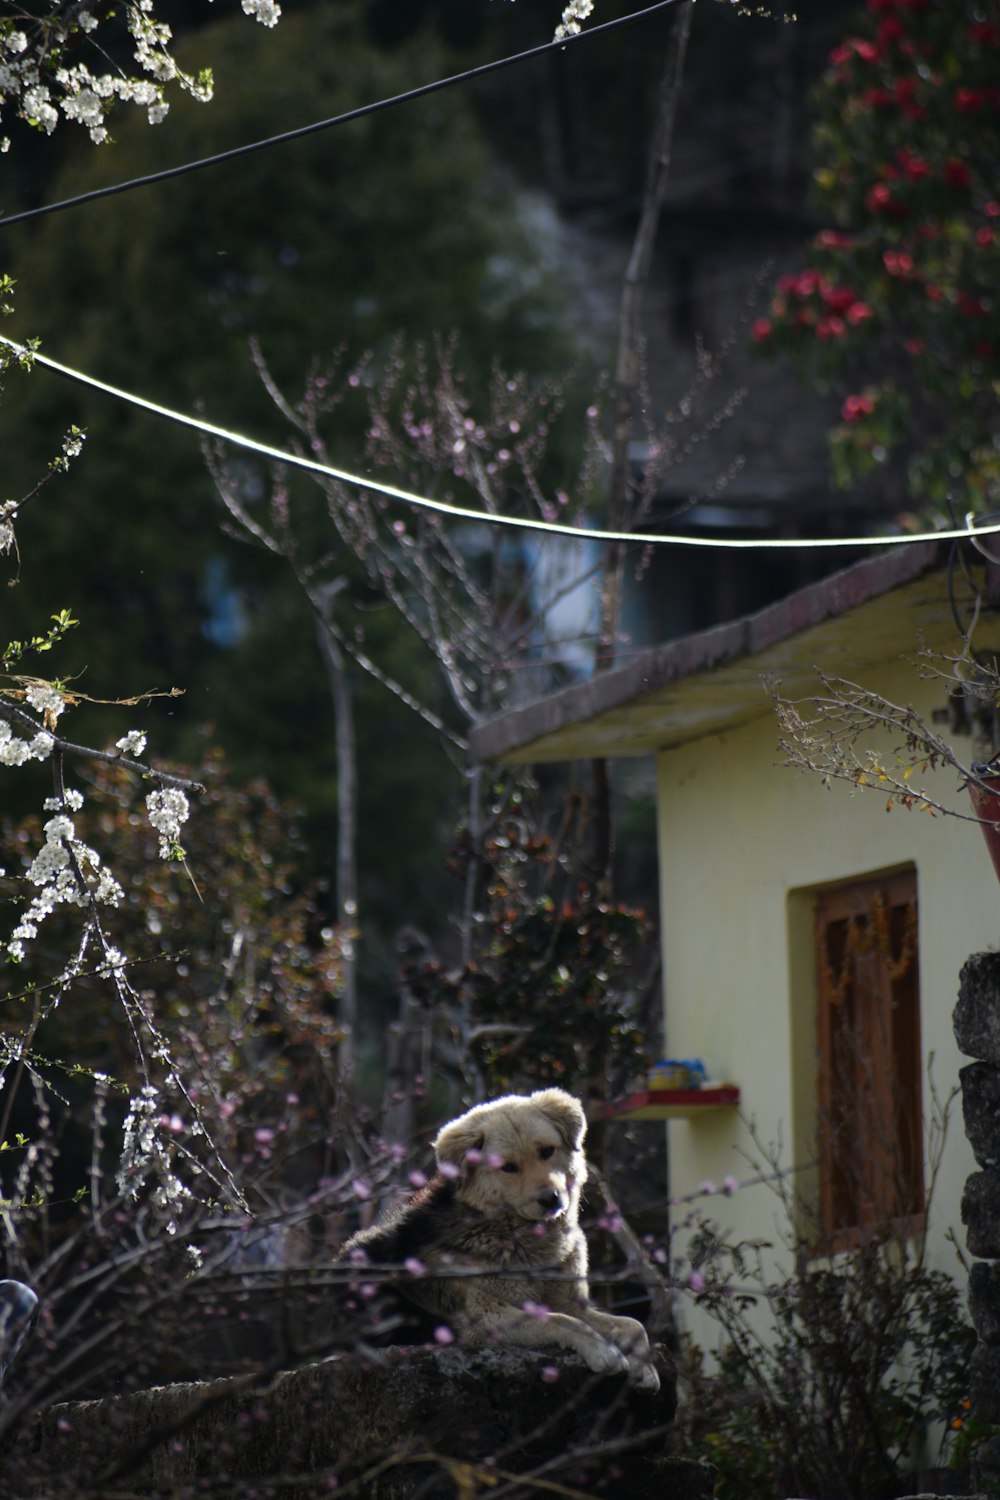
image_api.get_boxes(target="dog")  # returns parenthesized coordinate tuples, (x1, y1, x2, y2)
(338, 1088, 659, 1391)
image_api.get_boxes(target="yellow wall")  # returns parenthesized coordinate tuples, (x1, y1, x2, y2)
(655, 658, 996, 1345)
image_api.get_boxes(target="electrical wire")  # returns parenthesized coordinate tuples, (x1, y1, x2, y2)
(0, 0, 691, 231)
(3, 333, 998, 553)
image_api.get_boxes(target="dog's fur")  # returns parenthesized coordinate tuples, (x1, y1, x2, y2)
(339, 1088, 658, 1390)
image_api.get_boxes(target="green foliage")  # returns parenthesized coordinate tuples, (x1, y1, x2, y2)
(2, 609, 78, 672)
(673, 1229, 975, 1500)
(0, 745, 345, 1163)
(403, 781, 648, 1094)
(0, 3, 576, 926)
(753, 0, 1000, 515)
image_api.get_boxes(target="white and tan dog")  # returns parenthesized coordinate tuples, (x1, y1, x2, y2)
(340, 1088, 659, 1391)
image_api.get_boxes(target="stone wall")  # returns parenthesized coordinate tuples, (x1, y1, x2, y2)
(958, 951, 1000, 1494)
(5, 1345, 715, 1500)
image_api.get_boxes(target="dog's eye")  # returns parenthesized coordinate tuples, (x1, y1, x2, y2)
(538, 1146, 555, 1161)
(500, 1162, 519, 1174)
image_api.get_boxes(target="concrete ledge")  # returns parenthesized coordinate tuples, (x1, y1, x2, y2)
(6, 1345, 712, 1499)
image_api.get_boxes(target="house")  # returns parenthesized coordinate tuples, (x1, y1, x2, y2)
(469, 540, 998, 1327)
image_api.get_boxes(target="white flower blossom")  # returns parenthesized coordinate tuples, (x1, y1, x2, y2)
(0, 719, 53, 766)
(117, 1084, 192, 1231)
(25, 682, 65, 722)
(242, 0, 282, 26)
(116, 729, 147, 758)
(44, 788, 84, 812)
(146, 786, 190, 859)
(554, 0, 595, 40)
(0, 1, 269, 141)
(6, 808, 122, 960)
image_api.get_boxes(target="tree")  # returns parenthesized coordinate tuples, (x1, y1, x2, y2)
(0, 0, 278, 153)
(0, 3, 577, 940)
(752, 0, 1000, 516)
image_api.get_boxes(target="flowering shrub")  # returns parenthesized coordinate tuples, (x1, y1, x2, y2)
(668, 1084, 974, 1500)
(0, 0, 281, 150)
(0, 748, 346, 1170)
(753, 0, 1000, 513)
(399, 781, 648, 1095)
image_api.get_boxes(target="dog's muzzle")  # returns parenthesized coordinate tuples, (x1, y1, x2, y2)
(536, 1190, 564, 1219)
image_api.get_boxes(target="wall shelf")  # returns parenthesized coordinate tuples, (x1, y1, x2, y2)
(604, 1087, 740, 1121)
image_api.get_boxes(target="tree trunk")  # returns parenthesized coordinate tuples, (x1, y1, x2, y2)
(313, 581, 358, 1090)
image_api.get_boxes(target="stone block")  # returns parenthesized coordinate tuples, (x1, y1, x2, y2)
(955, 953, 1000, 1061)
(970, 1260, 1000, 1342)
(971, 1341, 1000, 1425)
(975, 1433, 1000, 1497)
(961, 1062, 1000, 1169)
(963, 1170, 1000, 1257)
(3, 1346, 710, 1500)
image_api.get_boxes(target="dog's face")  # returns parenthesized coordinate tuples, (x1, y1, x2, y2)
(432, 1089, 587, 1224)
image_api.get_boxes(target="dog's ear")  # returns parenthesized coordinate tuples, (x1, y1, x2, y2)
(530, 1089, 587, 1151)
(433, 1115, 485, 1170)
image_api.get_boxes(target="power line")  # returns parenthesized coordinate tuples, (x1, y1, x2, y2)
(3, 333, 997, 554)
(0, 0, 691, 232)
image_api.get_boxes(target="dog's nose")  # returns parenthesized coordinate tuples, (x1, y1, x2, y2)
(537, 1190, 562, 1214)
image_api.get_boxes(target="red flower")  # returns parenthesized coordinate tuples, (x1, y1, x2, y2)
(985, 201, 1000, 218)
(823, 285, 857, 314)
(752, 318, 773, 342)
(815, 229, 854, 249)
(816, 316, 846, 340)
(904, 155, 929, 180)
(832, 37, 881, 65)
(892, 76, 926, 119)
(786, 270, 822, 297)
(877, 16, 904, 43)
(925, 283, 942, 300)
(943, 159, 972, 189)
(974, 339, 995, 359)
(842, 394, 876, 421)
(955, 88, 987, 112)
(958, 291, 987, 317)
(883, 249, 914, 275)
(864, 88, 893, 108)
(977, 227, 994, 247)
(866, 182, 894, 211)
(972, 22, 998, 45)
(903, 338, 923, 355)
(847, 301, 873, 324)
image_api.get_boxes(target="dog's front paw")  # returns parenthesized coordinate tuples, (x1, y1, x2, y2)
(583, 1339, 630, 1377)
(628, 1358, 660, 1393)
